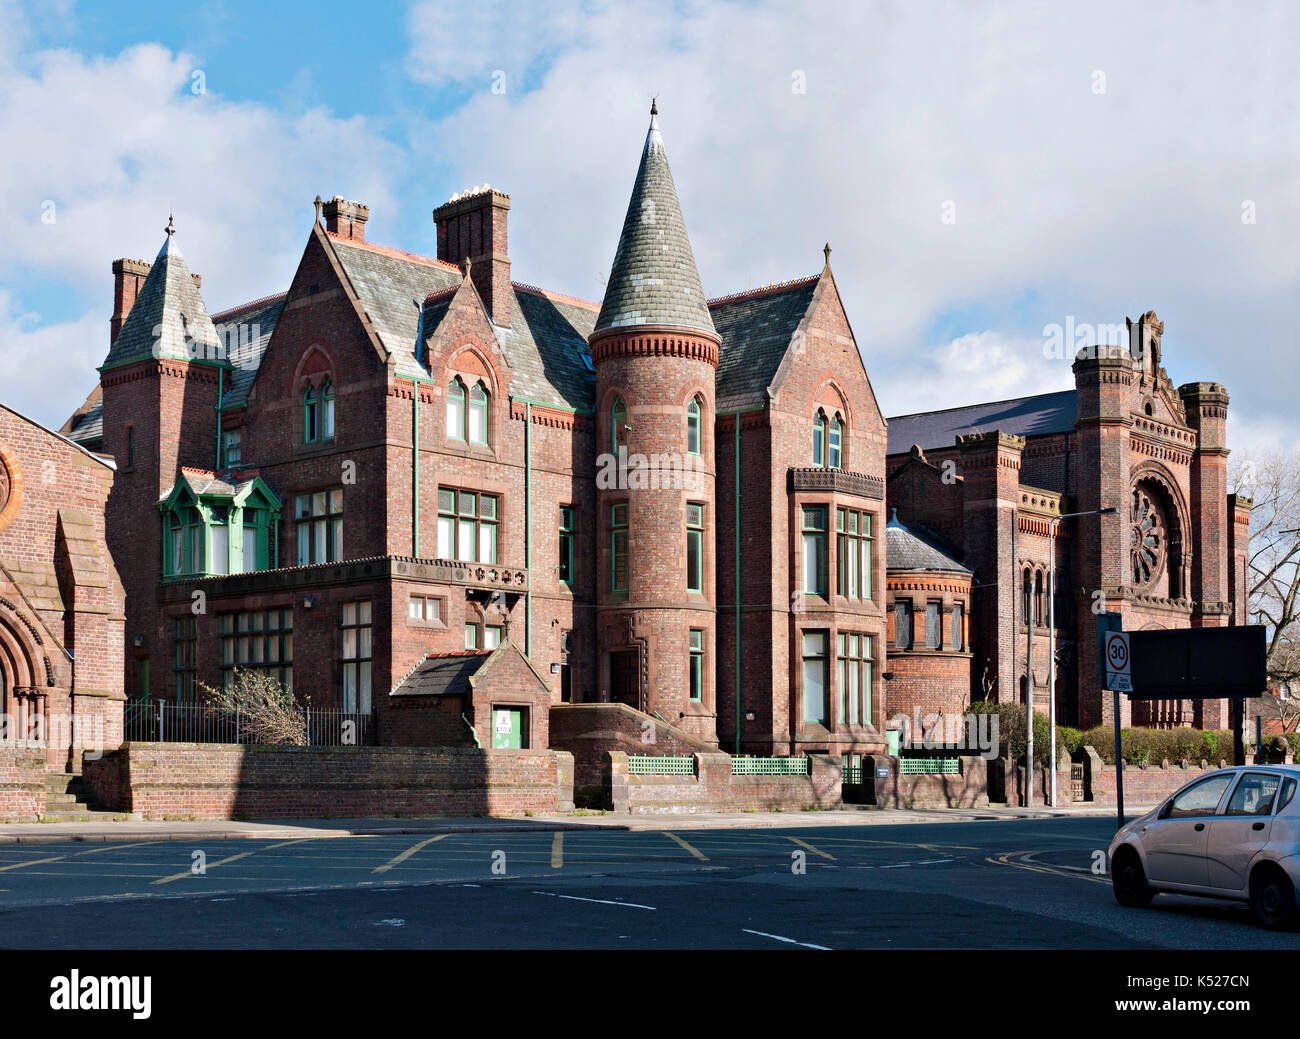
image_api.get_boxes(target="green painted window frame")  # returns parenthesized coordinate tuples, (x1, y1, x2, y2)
(837, 632, 872, 726)
(223, 427, 241, 466)
(611, 396, 627, 455)
(829, 415, 842, 468)
(686, 396, 702, 455)
(837, 508, 873, 601)
(465, 622, 478, 650)
(485, 624, 503, 650)
(801, 505, 827, 596)
(686, 502, 704, 593)
(610, 501, 629, 593)
(689, 628, 704, 702)
(558, 506, 574, 585)
(467, 381, 488, 445)
(220, 608, 293, 692)
(447, 378, 466, 441)
(321, 378, 335, 440)
(812, 410, 826, 467)
(166, 505, 204, 577)
(303, 385, 319, 443)
(801, 630, 828, 724)
(436, 488, 498, 563)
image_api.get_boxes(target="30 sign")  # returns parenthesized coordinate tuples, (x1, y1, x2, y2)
(1104, 631, 1132, 691)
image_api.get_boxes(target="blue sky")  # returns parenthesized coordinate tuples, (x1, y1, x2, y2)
(2, 0, 1297, 466)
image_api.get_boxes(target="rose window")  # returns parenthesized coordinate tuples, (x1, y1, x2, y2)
(0, 458, 9, 513)
(1130, 486, 1166, 588)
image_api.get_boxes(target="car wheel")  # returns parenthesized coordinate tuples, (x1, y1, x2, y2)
(1112, 848, 1154, 908)
(1250, 866, 1298, 931)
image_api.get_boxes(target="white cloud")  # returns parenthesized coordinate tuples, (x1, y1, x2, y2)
(0, 42, 403, 429)
(405, 0, 1300, 432)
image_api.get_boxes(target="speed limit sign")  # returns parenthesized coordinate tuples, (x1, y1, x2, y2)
(1104, 631, 1132, 691)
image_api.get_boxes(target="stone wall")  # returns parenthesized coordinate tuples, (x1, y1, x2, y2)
(82, 742, 573, 820)
(606, 750, 842, 814)
(0, 742, 46, 820)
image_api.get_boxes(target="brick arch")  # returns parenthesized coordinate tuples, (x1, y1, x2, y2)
(1128, 461, 1190, 598)
(440, 339, 503, 398)
(0, 437, 24, 533)
(810, 378, 853, 429)
(0, 598, 43, 695)
(290, 342, 337, 394)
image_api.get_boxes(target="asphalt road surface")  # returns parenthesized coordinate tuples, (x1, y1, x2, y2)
(1, 817, 1297, 949)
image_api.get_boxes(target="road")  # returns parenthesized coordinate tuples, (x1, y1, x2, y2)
(0, 817, 1296, 949)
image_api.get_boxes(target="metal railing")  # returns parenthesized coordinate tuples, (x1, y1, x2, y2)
(732, 755, 809, 776)
(900, 756, 960, 775)
(123, 701, 376, 747)
(627, 754, 696, 775)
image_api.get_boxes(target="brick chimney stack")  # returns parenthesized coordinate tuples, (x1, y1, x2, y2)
(110, 258, 151, 344)
(433, 187, 511, 327)
(322, 196, 369, 240)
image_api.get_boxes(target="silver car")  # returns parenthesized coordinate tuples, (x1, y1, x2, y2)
(1109, 764, 1300, 929)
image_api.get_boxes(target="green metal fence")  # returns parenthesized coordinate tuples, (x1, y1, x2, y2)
(843, 765, 863, 785)
(899, 756, 961, 776)
(627, 755, 696, 776)
(731, 756, 809, 776)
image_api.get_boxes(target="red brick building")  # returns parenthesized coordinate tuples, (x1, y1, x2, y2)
(63, 105, 888, 761)
(885, 312, 1249, 731)
(0, 403, 125, 770)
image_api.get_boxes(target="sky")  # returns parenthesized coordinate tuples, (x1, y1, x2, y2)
(1, 0, 1297, 462)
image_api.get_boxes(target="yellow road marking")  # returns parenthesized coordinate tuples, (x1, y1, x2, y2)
(372, 834, 450, 874)
(0, 841, 161, 873)
(152, 839, 311, 885)
(661, 831, 709, 861)
(551, 832, 564, 869)
(987, 851, 1108, 885)
(787, 836, 835, 861)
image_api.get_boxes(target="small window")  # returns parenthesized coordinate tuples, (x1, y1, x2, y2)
(801, 631, 828, 724)
(465, 623, 479, 650)
(127, 426, 135, 467)
(447, 378, 466, 440)
(223, 427, 242, 466)
(801, 506, 826, 596)
(558, 507, 574, 585)
(828, 415, 842, 469)
(467, 381, 488, 444)
(611, 396, 628, 454)
(303, 385, 319, 443)
(686, 503, 704, 593)
(577, 351, 595, 372)
(894, 599, 913, 651)
(408, 595, 442, 623)
(812, 411, 827, 467)
(925, 602, 941, 649)
(485, 624, 503, 650)
(610, 502, 629, 593)
(322, 379, 335, 440)
(689, 629, 704, 702)
(687, 397, 702, 455)
(951, 602, 964, 651)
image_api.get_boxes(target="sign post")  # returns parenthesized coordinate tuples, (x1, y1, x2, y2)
(1098, 613, 1127, 829)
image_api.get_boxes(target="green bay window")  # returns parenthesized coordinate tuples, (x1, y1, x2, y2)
(610, 502, 629, 593)
(801, 506, 827, 596)
(436, 489, 498, 562)
(801, 631, 828, 724)
(686, 503, 704, 593)
(837, 509, 874, 600)
(161, 479, 280, 579)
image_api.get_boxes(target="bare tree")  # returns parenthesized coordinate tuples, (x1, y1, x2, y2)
(1230, 449, 1300, 693)
(201, 670, 309, 746)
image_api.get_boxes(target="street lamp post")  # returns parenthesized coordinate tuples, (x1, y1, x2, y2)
(1048, 506, 1119, 807)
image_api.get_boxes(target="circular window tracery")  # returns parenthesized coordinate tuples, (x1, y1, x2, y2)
(0, 457, 9, 514)
(1130, 484, 1167, 588)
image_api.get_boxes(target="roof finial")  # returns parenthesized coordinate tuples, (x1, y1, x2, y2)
(823, 242, 831, 267)
(165, 213, 176, 237)
(463, 255, 472, 279)
(313, 195, 323, 224)
(650, 97, 658, 116)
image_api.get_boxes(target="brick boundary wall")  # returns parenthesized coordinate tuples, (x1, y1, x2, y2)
(606, 751, 842, 814)
(858, 754, 991, 809)
(0, 742, 47, 820)
(1078, 745, 1228, 806)
(81, 743, 574, 820)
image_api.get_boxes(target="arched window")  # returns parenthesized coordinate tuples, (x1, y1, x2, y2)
(813, 411, 827, 467)
(686, 397, 702, 455)
(321, 379, 335, 440)
(1034, 570, 1044, 627)
(467, 381, 488, 444)
(611, 396, 627, 454)
(828, 415, 843, 469)
(303, 385, 318, 443)
(1022, 568, 1033, 624)
(446, 378, 465, 440)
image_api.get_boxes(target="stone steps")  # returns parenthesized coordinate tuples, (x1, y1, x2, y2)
(38, 771, 140, 821)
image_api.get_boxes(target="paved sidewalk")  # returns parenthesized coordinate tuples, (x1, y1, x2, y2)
(0, 802, 1145, 843)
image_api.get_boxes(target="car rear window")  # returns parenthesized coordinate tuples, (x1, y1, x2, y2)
(1278, 778, 1297, 814)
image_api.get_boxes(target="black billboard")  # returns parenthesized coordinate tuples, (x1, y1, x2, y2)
(1128, 625, 1268, 700)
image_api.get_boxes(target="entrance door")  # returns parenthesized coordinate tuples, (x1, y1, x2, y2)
(609, 651, 640, 709)
(491, 707, 526, 749)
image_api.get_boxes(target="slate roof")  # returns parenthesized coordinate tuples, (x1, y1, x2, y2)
(391, 651, 490, 698)
(886, 388, 1079, 456)
(594, 105, 716, 337)
(158, 467, 266, 504)
(214, 294, 286, 409)
(64, 385, 103, 445)
(885, 511, 970, 573)
(498, 287, 598, 411)
(101, 226, 223, 370)
(710, 277, 819, 411)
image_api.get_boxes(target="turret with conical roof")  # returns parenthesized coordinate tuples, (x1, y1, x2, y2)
(591, 104, 720, 746)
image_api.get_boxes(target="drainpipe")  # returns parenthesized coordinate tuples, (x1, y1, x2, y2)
(216, 368, 223, 468)
(412, 386, 420, 557)
(524, 400, 531, 656)
(718, 406, 763, 754)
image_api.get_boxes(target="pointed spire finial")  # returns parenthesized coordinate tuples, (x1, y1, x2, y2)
(650, 97, 658, 116)
(463, 255, 472, 279)
(823, 242, 831, 267)
(165, 213, 176, 237)
(313, 195, 323, 224)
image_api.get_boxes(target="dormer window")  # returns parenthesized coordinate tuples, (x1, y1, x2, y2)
(813, 410, 843, 468)
(447, 377, 490, 444)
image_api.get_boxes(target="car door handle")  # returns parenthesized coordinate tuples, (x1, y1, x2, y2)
(1194, 823, 1205, 831)
(1253, 822, 1266, 831)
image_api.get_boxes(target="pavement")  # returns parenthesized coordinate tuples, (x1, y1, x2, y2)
(0, 802, 1146, 843)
